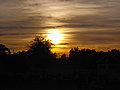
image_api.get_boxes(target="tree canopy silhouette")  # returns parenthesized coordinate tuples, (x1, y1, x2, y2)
(27, 36, 55, 69)
(0, 37, 120, 89)
(28, 36, 54, 56)
(0, 44, 11, 55)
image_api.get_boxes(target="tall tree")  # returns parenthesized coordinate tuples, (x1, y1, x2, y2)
(28, 36, 53, 56)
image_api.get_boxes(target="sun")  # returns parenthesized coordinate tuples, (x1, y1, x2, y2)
(47, 29, 63, 44)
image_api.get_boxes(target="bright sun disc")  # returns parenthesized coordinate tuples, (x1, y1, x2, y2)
(47, 29, 63, 44)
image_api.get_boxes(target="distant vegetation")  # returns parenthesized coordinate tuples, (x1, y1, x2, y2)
(0, 36, 120, 89)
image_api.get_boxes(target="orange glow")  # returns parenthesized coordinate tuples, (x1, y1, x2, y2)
(47, 29, 63, 44)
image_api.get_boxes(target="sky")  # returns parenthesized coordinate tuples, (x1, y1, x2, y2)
(0, 0, 120, 54)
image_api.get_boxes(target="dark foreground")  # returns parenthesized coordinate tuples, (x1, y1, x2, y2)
(1, 74, 120, 90)
(0, 37, 120, 89)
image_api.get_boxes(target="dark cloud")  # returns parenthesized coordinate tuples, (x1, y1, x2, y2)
(57, 43, 69, 45)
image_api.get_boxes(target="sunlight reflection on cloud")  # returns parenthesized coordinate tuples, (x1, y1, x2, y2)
(0, 0, 120, 53)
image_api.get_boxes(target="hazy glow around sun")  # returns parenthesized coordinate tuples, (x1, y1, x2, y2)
(47, 29, 63, 44)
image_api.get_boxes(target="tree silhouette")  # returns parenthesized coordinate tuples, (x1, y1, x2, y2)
(0, 36, 120, 89)
(27, 36, 55, 77)
(0, 44, 11, 55)
(28, 36, 54, 56)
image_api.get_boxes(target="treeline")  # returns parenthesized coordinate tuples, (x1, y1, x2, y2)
(0, 36, 120, 89)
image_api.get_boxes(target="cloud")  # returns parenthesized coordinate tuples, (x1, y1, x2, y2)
(57, 43, 69, 45)
(0, 0, 120, 51)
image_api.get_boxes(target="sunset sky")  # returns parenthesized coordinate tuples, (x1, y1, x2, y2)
(0, 0, 120, 54)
